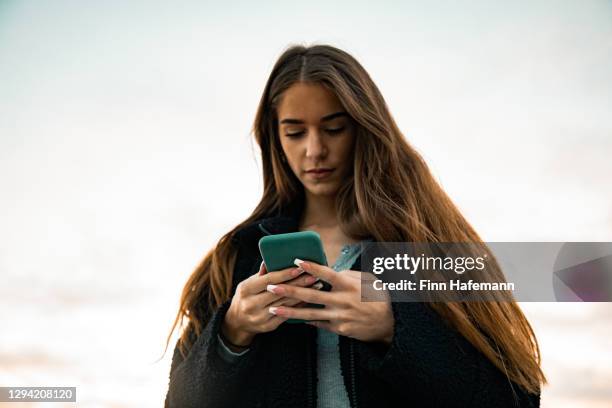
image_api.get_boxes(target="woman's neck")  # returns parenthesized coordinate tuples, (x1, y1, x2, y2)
(299, 192, 360, 265)
(300, 191, 338, 229)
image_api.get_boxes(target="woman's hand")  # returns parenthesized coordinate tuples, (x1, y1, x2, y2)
(266, 259, 394, 345)
(222, 261, 319, 348)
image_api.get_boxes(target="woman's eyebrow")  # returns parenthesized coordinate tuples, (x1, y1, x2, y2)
(279, 111, 348, 125)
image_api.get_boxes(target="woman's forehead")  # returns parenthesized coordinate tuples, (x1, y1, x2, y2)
(277, 82, 343, 122)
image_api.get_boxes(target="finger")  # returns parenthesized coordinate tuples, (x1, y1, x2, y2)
(294, 259, 338, 286)
(243, 266, 303, 295)
(260, 314, 289, 332)
(311, 281, 324, 291)
(267, 284, 335, 306)
(258, 260, 267, 276)
(248, 273, 320, 306)
(263, 266, 305, 284)
(268, 305, 336, 321)
(250, 289, 282, 306)
(268, 297, 306, 308)
(284, 273, 319, 288)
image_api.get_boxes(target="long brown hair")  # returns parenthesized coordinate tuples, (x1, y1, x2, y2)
(165, 44, 546, 394)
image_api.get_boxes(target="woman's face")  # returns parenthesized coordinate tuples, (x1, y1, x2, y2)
(276, 82, 355, 198)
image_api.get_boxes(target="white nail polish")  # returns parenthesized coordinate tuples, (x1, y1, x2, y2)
(294, 258, 304, 267)
(269, 306, 278, 315)
(312, 282, 323, 290)
(266, 284, 277, 293)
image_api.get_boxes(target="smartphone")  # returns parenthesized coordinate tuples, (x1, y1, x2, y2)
(258, 231, 331, 324)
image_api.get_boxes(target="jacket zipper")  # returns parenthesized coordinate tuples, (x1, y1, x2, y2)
(307, 338, 314, 408)
(349, 338, 358, 408)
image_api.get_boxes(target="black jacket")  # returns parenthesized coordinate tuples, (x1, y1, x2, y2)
(164, 205, 541, 408)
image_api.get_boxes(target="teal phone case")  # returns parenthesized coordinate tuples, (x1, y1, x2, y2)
(258, 231, 328, 324)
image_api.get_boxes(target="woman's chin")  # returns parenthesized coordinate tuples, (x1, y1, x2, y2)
(304, 183, 340, 198)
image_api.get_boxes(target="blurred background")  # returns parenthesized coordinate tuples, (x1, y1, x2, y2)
(1, 0, 611, 406)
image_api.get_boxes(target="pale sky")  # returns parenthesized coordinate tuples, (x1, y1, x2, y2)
(1, 1, 611, 407)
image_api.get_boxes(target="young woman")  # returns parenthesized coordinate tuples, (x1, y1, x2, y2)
(164, 44, 546, 408)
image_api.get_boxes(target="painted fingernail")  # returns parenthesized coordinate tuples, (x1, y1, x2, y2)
(266, 284, 278, 293)
(294, 258, 305, 268)
(312, 282, 323, 290)
(269, 306, 278, 315)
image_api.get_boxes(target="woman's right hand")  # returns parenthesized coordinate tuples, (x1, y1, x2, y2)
(221, 261, 320, 348)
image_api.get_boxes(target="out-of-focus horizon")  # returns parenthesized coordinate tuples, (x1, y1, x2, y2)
(1, 0, 611, 407)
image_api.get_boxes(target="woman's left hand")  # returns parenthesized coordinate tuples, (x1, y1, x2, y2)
(266, 259, 394, 345)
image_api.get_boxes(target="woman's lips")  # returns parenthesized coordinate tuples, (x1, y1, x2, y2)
(305, 168, 335, 179)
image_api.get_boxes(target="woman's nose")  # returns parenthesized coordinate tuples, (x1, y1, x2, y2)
(305, 131, 327, 159)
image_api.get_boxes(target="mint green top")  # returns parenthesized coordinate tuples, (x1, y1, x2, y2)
(217, 242, 364, 408)
(316, 242, 363, 408)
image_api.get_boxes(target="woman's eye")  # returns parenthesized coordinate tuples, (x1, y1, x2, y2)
(286, 131, 305, 138)
(326, 127, 345, 134)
